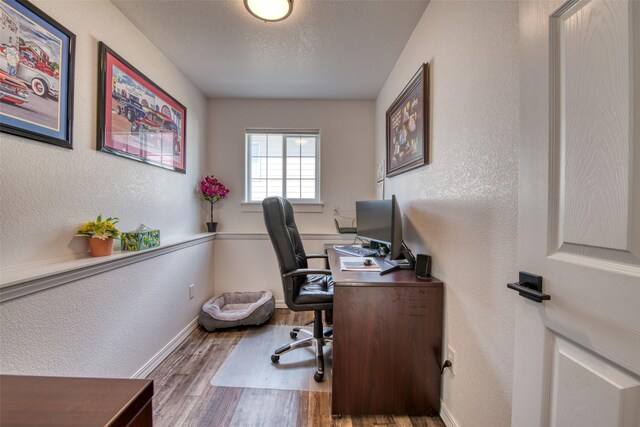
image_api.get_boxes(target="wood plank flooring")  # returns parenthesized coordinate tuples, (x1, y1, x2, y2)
(148, 309, 446, 427)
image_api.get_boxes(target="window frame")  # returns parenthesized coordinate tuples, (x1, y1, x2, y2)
(245, 129, 322, 205)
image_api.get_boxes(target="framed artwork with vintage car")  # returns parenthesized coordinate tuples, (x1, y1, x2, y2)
(0, 0, 75, 148)
(97, 42, 186, 173)
(386, 63, 429, 177)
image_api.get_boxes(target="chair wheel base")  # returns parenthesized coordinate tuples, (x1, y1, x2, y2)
(314, 371, 324, 382)
(271, 355, 280, 363)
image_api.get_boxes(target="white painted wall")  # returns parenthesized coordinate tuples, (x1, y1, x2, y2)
(0, 0, 211, 377)
(0, 243, 213, 377)
(207, 99, 375, 302)
(1, 0, 207, 268)
(207, 99, 376, 232)
(375, 2, 519, 426)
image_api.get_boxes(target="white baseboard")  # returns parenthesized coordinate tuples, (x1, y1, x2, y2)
(275, 299, 287, 309)
(132, 317, 199, 379)
(440, 400, 459, 427)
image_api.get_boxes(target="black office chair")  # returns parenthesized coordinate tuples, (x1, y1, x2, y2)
(262, 196, 333, 382)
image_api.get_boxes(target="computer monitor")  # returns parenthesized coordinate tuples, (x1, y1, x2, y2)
(356, 195, 415, 267)
(355, 199, 392, 245)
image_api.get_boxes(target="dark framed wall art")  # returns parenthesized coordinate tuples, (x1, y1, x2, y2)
(0, 0, 75, 148)
(97, 42, 186, 173)
(386, 63, 429, 177)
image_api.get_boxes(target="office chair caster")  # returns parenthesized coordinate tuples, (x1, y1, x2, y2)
(271, 355, 280, 363)
(290, 331, 297, 339)
(314, 371, 324, 382)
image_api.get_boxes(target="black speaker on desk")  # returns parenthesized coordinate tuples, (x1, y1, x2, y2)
(415, 254, 432, 278)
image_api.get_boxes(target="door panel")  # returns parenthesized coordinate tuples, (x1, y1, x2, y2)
(555, 0, 633, 252)
(550, 0, 640, 265)
(514, 0, 640, 426)
(550, 336, 640, 427)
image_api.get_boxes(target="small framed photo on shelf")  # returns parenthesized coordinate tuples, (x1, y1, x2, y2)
(0, 0, 75, 149)
(97, 42, 187, 173)
(386, 63, 429, 177)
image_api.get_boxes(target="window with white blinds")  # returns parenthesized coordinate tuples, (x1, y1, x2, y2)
(246, 130, 320, 203)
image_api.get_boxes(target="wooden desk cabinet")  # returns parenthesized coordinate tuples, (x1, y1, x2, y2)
(328, 249, 443, 416)
(0, 375, 153, 426)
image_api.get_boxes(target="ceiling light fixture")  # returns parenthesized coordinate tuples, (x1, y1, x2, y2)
(244, 0, 293, 22)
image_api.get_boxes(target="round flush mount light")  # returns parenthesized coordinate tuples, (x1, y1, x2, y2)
(244, 0, 293, 22)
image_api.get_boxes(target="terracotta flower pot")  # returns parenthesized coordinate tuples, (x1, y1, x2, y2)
(88, 238, 114, 257)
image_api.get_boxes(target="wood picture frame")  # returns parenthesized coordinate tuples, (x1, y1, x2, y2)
(0, 0, 75, 149)
(97, 42, 186, 173)
(386, 63, 429, 177)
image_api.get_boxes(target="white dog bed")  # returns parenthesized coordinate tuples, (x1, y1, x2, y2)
(199, 290, 275, 332)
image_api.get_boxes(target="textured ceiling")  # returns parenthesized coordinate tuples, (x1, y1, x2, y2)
(111, 0, 429, 99)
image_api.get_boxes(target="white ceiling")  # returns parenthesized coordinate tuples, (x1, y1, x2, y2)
(111, 0, 429, 100)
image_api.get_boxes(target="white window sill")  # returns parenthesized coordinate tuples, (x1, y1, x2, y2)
(241, 202, 324, 213)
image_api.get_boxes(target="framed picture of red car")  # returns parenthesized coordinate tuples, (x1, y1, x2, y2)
(0, 0, 75, 149)
(97, 42, 186, 173)
(386, 63, 429, 177)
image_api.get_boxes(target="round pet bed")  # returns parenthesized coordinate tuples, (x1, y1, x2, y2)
(199, 290, 275, 332)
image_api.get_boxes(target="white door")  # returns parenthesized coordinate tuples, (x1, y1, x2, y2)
(513, 0, 640, 426)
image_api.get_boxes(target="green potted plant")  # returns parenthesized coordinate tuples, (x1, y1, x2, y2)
(77, 215, 121, 257)
(200, 175, 229, 232)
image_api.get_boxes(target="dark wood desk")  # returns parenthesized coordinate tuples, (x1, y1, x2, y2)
(0, 375, 153, 426)
(328, 248, 443, 416)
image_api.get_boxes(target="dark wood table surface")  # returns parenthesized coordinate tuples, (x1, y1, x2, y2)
(0, 375, 153, 426)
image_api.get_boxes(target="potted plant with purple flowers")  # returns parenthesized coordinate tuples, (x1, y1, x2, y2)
(200, 175, 229, 232)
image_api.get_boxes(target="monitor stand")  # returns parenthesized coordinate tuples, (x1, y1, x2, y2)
(385, 258, 413, 269)
(384, 242, 416, 270)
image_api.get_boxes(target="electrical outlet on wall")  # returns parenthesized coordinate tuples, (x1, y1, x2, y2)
(188, 284, 195, 300)
(447, 345, 456, 375)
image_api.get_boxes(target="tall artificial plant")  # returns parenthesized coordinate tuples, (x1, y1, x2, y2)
(200, 175, 229, 224)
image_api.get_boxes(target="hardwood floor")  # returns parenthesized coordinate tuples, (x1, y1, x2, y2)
(148, 309, 446, 427)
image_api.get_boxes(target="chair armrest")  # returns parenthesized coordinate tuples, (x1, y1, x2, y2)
(306, 254, 329, 260)
(284, 268, 332, 278)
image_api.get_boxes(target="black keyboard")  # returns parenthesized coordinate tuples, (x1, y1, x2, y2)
(333, 245, 378, 257)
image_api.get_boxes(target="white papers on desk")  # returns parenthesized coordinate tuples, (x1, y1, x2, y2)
(339, 257, 381, 272)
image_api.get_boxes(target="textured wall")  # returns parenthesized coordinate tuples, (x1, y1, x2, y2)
(0, 1, 210, 377)
(0, 0, 207, 269)
(0, 243, 213, 377)
(376, 2, 519, 426)
(206, 99, 376, 233)
(206, 99, 376, 300)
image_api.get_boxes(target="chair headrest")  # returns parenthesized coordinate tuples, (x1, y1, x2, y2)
(262, 197, 308, 275)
